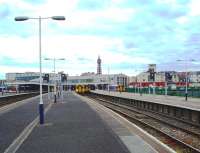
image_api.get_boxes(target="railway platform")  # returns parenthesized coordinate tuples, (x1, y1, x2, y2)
(92, 90, 200, 111)
(0, 94, 50, 153)
(0, 91, 174, 153)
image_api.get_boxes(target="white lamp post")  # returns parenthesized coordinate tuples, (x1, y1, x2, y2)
(177, 59, 196, 101)
(15, 16, 65, 124)
(107, 66, 110, 92)
(44, 58, 65, 103)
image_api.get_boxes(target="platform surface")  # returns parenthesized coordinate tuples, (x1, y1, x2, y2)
(14, 92, 131, 153)
(1, 92, 167, 153)
(92, 90, 200, 111)
(0, 94, 50, 153)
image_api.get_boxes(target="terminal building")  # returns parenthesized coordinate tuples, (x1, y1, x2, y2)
(5, 56, 128, 91)
(5, 72, 128, 90)
(67, 73, 128, 90)
(6, 72, 61, 82)
(0, 80, 6, 92)
(130, 64, 200, 88)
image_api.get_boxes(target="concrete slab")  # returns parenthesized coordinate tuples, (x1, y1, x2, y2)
(120, 136, 156, 153)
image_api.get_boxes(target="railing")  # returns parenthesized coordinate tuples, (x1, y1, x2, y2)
(126, 87, 200, 98)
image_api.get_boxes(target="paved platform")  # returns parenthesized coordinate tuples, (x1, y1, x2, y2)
(15, 92, 131, 153)
(0, 94, 50, 153)
(77, 93, 174, 153)
(1, 92, 173, 153)
(92, 90, 200, 111)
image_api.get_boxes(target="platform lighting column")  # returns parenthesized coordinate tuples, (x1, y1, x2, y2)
(61, 81, 63, 101)
(15, 16, 65, 124)
(165, 81, 168, 96)
(54, 58, 56, 103)
(148, 85, 150, 94)
(140, 82, 142, 96)
(61, 74, 66, 101)
(108, 66, 110, 92)
(44, 57, 65, 103)
(153, 81, 155, 95)
(38, 17, 44, 125)
(177, 59, 195, 101)
(177, 59, 188, 101)
(48, 82, 50, 100)
(185, 60, 188, 101)
(184, 60, 188, 101)
(165, 71, 170, 96)
(135, 84, 136, 94)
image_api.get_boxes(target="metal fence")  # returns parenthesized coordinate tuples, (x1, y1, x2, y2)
(125, 87, 200, 98)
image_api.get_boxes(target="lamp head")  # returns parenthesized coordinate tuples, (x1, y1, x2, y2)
(51, 16, 65, 20)
(15, 16, 29, 21)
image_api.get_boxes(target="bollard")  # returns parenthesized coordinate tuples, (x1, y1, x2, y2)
(39, 104, 44, 124)
(185, 93, 188, 101)
(54, 94, 57, 103)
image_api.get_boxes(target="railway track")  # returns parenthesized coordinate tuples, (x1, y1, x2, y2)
(85, 94, 200, 153)
(0, 92, 40, 107)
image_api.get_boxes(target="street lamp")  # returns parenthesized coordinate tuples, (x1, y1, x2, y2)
(177, 59, 196, 101)
(15, 16, 65, 124)
(44, 58, 65, 103)
(107, 66, 110, 92)
(134, 69, 145, 96)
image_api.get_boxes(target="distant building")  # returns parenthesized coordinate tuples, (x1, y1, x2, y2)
(67, 73, 128, 87)
(0, 80, 6, 86)
(129, 64, 200, 87)
(5, 72, 66, 83)
(128, 76, 137, 83)
(81, 72, 95, 76)
(148, 64, 156, 72)
(6, 72, 40, 81)
(136, 71, 178, 83)
(136, 72, 149, 83)
(189, 71, 200, 83)
(97, 56, 102, 75)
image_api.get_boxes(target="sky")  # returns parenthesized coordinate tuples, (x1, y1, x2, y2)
(0, 0, 200, 79)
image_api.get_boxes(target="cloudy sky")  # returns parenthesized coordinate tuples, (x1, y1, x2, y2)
(0, 0, 200, 79)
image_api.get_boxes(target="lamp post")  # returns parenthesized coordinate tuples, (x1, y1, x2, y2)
(44, 58, 65, 103)
(177, 59, 196, 101)
(107, 66, 110, 92)
(134, 69, 145, 96)
(15, 16, 65, 124)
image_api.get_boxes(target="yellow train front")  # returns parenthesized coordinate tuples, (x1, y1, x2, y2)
(116, 85, 125, 92)
(75, 85, 90, 94)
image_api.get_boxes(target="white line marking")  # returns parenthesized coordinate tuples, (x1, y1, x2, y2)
(76, 93, 176, 153)
(4, 102, 52, 153)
